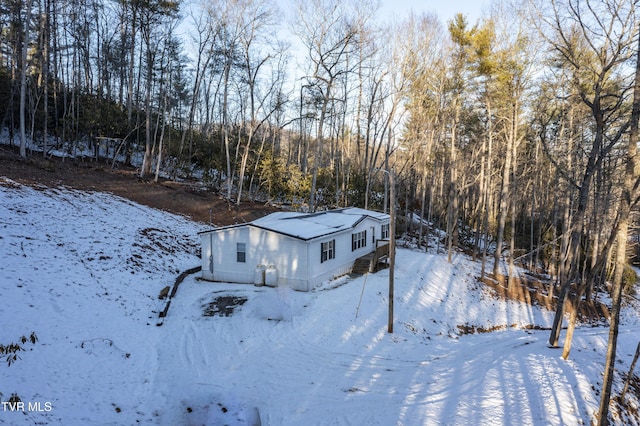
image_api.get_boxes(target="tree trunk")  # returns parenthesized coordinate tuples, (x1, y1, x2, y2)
(561, 285, 585, 360)
(548, 106, 576, 347)
(126, 4, 137, 124)
(42, 0, 50, 157)
(223, 60, 232, 200)
(19, 0, 34, 158)
(493, 126, 513, 277)
(597, 221, 631, 425)
(310, 85, 332, 212)
(481, 97, 494, 279)
(237, 126, 255, 205)
(620, 342, 640, 403)
(447, 107, 459, 264)
(508, 102, 519, 292)
(178, 20, 212, 167)
(597, 25, 640, 424)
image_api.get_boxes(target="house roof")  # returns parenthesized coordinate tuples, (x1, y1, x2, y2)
(200, 207, 389, 241)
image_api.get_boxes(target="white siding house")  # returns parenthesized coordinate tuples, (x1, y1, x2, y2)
(199, 208, 390, 291)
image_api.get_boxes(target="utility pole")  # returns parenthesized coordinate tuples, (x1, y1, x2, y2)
(387, 168, 395, 334)
(377, 167, 396, 334)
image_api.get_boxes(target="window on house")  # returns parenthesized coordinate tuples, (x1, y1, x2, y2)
(321, 240, 335, 263)
(351, 231, 367, 251)
(237, 242, 246, 263)
(381, 223, 390, 239)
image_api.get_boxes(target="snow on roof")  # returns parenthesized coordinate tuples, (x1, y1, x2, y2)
(254, 207, 388, 240)
(202, 207, 389, 240)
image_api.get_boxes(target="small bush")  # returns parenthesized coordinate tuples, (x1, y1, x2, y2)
(0, 332, 38, 366)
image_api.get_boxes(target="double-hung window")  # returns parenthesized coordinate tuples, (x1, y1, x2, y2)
(381, 223, 390, 240)
(351, 230, 367, 251)
(237, 242, 246, 263)
(321, 240, 335, 263)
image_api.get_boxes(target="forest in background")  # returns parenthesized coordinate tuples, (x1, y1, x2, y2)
(2, 0, 640, 422)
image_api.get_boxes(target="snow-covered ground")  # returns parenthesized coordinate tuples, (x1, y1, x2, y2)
(1, 177, 639, 425)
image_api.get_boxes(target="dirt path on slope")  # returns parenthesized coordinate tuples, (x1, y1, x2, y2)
(0, 147, 276, 226)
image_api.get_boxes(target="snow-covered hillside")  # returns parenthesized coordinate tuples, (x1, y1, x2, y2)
(1, 177, 639, 425)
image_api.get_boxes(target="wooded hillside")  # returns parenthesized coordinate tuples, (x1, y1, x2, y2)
(2, 1, 640, 422)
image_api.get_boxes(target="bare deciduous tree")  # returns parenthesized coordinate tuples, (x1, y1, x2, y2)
(532, 0, 637, 360)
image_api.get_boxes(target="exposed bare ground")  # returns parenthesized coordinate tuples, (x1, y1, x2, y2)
(0, 146, 276, 226)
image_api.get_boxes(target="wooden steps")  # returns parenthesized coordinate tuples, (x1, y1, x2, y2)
(352, 254, 374, 274)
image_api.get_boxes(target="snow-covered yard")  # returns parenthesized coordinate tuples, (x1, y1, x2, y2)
(1, 177, 639, 425)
